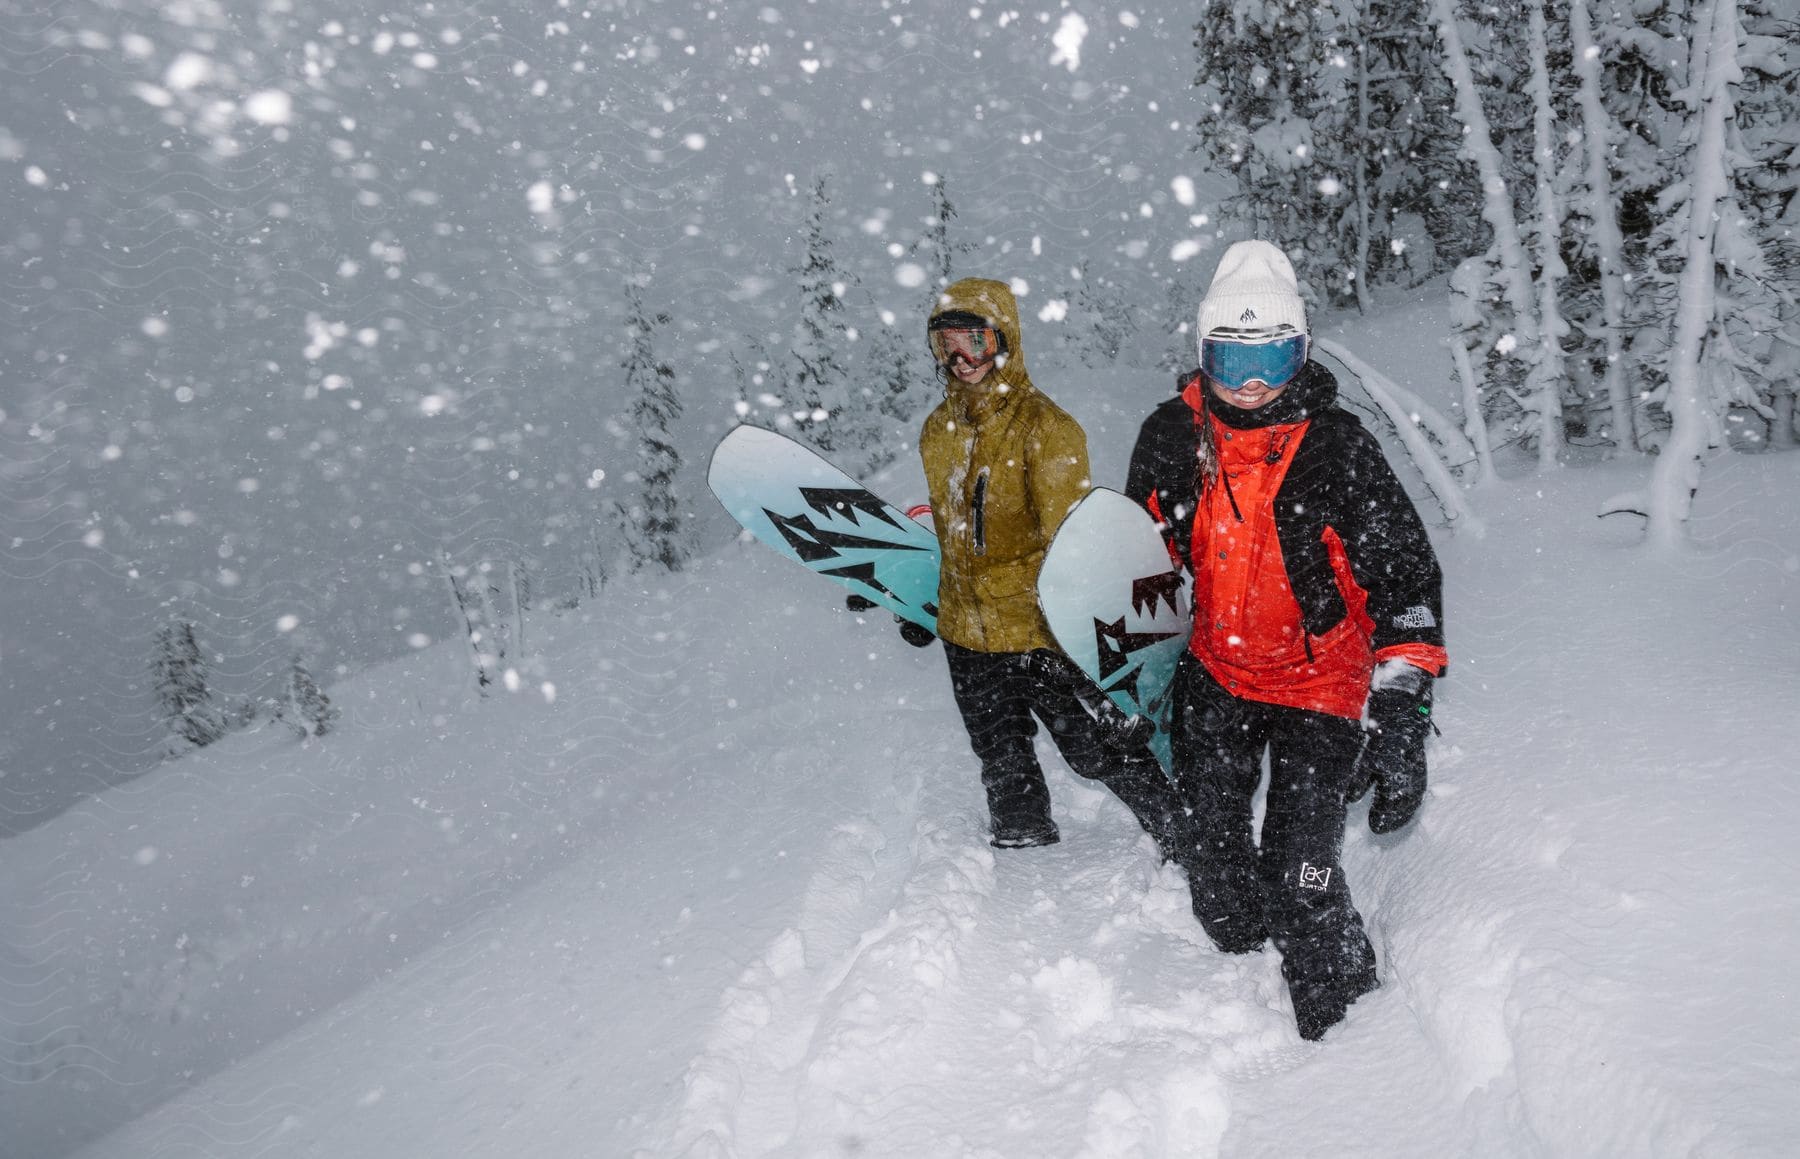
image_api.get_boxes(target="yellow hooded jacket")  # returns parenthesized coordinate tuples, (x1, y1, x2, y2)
(920, 278, 1091, 654)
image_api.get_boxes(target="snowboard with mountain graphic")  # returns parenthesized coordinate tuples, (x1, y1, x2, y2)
(708, 425, 941, 634)
(1038, 487, 1193, 771)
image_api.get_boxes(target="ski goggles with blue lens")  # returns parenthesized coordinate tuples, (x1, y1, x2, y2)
(1200, 333, 1308, 391)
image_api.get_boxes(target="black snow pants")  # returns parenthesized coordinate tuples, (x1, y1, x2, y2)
(1170, 653, 1378, 1039)
(943, 641, 1196, 863)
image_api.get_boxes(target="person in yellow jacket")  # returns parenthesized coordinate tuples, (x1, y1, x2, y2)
(919, 277, 1197, 861)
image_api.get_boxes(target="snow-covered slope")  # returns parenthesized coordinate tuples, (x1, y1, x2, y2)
(6, 342, 1799, 1155)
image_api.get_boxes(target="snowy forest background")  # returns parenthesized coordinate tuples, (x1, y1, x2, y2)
(3, 0, 1796, 828)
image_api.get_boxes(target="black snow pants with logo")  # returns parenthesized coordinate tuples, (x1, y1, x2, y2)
(1170, 653, 1379, 1039)
(943, 641, 1196, 863)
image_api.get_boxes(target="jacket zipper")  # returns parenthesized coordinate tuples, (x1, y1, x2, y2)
(971, 467, 989, 555)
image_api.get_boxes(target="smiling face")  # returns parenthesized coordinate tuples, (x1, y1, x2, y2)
(1209, 376, 1288, 410)
(948, 353, 996, 384)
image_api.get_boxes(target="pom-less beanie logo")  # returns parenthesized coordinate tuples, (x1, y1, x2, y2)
(1239, 307, 1258, 323)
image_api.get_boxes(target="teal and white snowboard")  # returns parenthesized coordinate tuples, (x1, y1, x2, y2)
(710, 429, 1189, 767)
(707, 425, 941, 634)
(1038, 487, 1193, 771)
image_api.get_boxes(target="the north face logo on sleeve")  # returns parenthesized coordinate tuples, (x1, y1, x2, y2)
(1392, 605, 1437, 629)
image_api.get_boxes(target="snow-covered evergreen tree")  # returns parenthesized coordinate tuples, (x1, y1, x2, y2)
(1153, 274, 1200, 376)
(788, 177, 854, 453)
(153, 620, 226, 750)
(1715, 0, 1799, 449)
(1193, 1, 1351, 303)
(913, 174, 975, 291)
(728, 344, 778, 427)
(872, 320, 926, 426)
(1436, 0, 1557, 463)
(286, 653, 338, 738)
(1193, 0, 1473, 307)
(1070, 262, 1140, 368)
(1347, 4, 1476, 300)
(621, 279, 688, 572)
(866, 319, 929, 471)
(1556, 0, 1794, 461)
(838, 376, 892, 474)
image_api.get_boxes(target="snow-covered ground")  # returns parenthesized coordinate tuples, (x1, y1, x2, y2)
(5, 303, 1799, 1156)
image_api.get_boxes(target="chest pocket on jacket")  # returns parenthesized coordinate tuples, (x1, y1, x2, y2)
(971, 466, 990, 556)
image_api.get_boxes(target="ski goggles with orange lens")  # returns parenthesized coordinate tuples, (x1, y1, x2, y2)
(929, 326, 1000, 368)
(1200, 333, 1308, 391)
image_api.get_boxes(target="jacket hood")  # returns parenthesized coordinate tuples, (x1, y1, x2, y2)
(930, 277, 1032, 412)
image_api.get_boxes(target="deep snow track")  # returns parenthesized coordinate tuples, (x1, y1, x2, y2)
(652, 750, 1322, 1158)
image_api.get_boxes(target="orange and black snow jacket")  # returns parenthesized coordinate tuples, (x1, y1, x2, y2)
(1125, 361, 1447, 719)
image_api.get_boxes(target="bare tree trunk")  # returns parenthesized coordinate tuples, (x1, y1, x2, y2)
(583, 523, 609, 599)
(1435, 0, 1545, 456)
(1649, 0, 1736, 551)
(1772, 366, 1798, 449)
(476, 565, 509, 671)
(1353, 40, 1374, 314)
(441, 551, 490, 693)
(1569, 0, 1638, 453)
(1528, 0, 1567, 467)
(1449, 336, 1498, 486)
(1769, 304, 1800, 449)
(506, 560, 527, 659)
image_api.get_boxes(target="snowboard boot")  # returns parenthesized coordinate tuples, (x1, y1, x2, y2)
(1282, 935, 1380, 1041)
(990, 816, 1061, 849)
(1197, 904, 1268, 955)
(982, 771, 1057, 851)
(1187, 865, 1268, 953)
(1289, 967, 1379, 1042)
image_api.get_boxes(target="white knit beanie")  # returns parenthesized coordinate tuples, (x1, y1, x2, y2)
(1195, 240, 1307, 346)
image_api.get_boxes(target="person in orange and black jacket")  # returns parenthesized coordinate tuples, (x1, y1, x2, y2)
(918, 277, 1199, 870)
(1125, 241, 1448, 1042)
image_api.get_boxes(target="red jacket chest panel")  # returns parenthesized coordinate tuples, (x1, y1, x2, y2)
(1187, 413, 1375, 718)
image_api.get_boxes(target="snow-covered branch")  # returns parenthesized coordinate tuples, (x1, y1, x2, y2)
(1316, 338, 1485, 535)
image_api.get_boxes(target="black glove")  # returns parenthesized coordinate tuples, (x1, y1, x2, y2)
(1107, 712, 1157, 752)
(897, 617, 936, 648)
(1355, 666, 1434, 834)
(845, 594, 878, 612)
